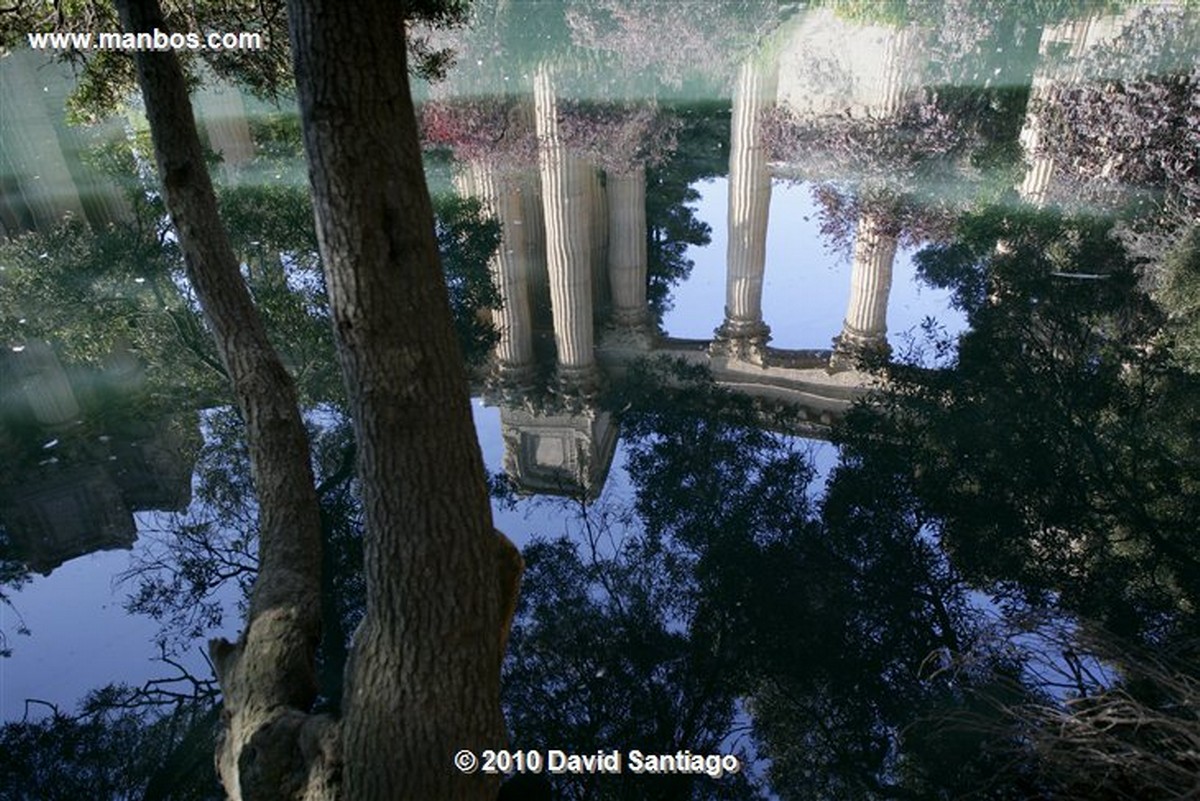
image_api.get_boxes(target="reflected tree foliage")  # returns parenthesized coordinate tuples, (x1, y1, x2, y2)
(899, 207, 1200, 642)
(0, 692, 220, 801)
(107, 186, 500, 673)
(603, 361, 1041, 800)
(762, 0, 1046, 257)
(437, 195, 504, 367)
(123, 406, 260, 651)
(0, 0, 471, 122)
(503, 512, 757, 801)
(121, 404, 365, 709)
(0, 216, 226, 409)
(0, 128, 500, 657)
(564, 0, 793, 93)
(0, 105, 503, 794)
(1034, 5, 1199, 218)
(644, 102, 725, 318)
(0, 125, 501, 401)
(1152, 225, 1200, 372)
(0, 522, 32, 658)
(1, 1, 1198, 798)
(828, 202, 1200, 797)
(484, 363, 1044, 798)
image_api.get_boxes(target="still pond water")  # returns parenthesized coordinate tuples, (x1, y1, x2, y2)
(1, 2, 1198, 798)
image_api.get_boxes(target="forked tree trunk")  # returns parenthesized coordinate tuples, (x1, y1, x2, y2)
(115, 2, 334, 799)
(120, 0, 519, 797)
(287, 2, 520, 800)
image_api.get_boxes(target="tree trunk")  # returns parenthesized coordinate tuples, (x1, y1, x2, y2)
(286, 3, 520, 801)
(114, 2, 333, 799)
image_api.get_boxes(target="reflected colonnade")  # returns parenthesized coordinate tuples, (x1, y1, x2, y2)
(1017, 10, 1138, 206)
(452, 52, 901, 498)
(445, 4, 1152, 499)
(0, 1, 1166, 511)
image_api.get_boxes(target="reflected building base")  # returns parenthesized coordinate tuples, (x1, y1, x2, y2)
(489, 361, 539, 395)
(600, 314, 658, 353)
(500, 404, 617, 500)
(711, 318, 772, 366)
(2, 467, 137, 575)
(829, 327, 891, 373)
(554, 364, 602, 402)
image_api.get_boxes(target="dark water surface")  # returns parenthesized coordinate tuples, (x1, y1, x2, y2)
(2, 2, 1198, 798)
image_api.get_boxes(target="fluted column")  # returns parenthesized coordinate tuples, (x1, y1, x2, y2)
(0, 51, 86, 232)
(194, 79, 255, 173)
(458, 160, 536, 385)
(27, 60, 133, 231)
(16, 339, 81, 426)
(714, 58, 776, 365)
(1017, 16, 1101, 206)
(605, 167, 652, 340)
(535, 64, 597, 391)
(865, 27, 917, 119)
(588, 166, 610, 315)
(831, 212, 897, 370)
(517, 170, 552, 334)
(101, 337, 147, 393)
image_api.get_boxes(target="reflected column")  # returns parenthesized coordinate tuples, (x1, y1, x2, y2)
(457, 159, 537, 387)
(39, 65, 132, 230)
(830, 211, 896, 371)
(0, 50, 86, 231)
(1017, 15, 1113, 206)
(588, 166, 610, 316)
(604, 166, 653, 346)
(864, 26, 918, 119)
(13, 339, 81, 426)
(713, 58, 776, 365)
(518, 169, 553, 334)
(194, 79, 255, 175)
(535, 64, 597, 393)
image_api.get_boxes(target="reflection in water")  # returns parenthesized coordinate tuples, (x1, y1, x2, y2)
(714, 58, 776, 365)
(496, 396, 618, 500)
(0, 343, 197, 576)
(1, 1, 1198, 799)
(0, 50, 132, 236)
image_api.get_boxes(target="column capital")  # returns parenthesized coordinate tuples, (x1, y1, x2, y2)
(488, 361, 538, 392)
(711, 316, 772, 366)
(554, 363, 602, 402)
(829, 326, 891, 372)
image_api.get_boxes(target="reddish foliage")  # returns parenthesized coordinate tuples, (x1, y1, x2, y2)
(759, 99, 971, 185)
(418, 96, 538, 166)
(418, 96, 679, 174)
(811, 183, 958, 257)
(1034, 6, 1199, 218)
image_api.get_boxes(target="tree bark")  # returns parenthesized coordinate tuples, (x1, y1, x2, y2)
(286, 3, 519, 800)
(114, 2, 333, 799)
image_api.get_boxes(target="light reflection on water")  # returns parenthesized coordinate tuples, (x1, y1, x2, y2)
(1, 1, 1197, 797)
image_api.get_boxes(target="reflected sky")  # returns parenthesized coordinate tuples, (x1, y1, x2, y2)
(666, 178, 964, 350)
(1, 2, 1197, 798)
